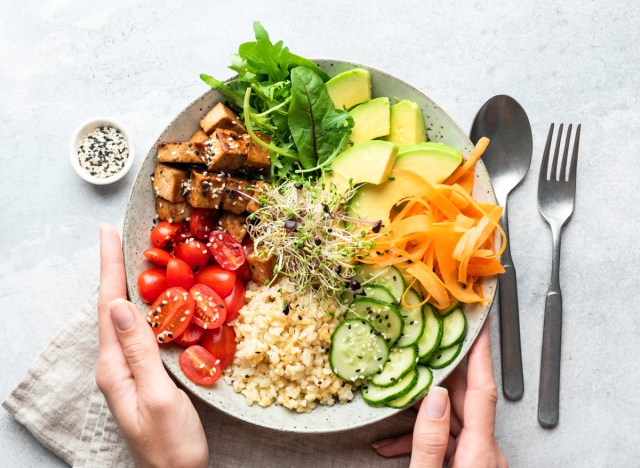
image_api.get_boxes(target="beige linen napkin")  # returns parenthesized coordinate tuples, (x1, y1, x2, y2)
(3, 292, 416, 467)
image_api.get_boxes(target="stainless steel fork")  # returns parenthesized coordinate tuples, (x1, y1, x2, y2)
(537, 123, 581, 428)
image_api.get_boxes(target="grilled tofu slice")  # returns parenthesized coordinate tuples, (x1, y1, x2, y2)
(188, 169, 226, 209)
(153, 163, 189, 203)
(205, 129, 248, 171)
(189, 129, 210, 144)
(200, 102, 246, 135)
(247, 251, 276, 284)
(221, 176, 253, 214)
(156, 197, 192, 223)
(246, 180, 269, 213)
(243, 131, 271, 170)
(219, 212, 247, 243)
(158, 142, 205, 165)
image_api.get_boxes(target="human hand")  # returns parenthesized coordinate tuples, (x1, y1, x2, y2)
(372, 318, 507, 467)
(96, 224, 208, 468)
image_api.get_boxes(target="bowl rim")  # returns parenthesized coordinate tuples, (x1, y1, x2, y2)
(69, 117, 135, 185)
(123, 58, 497, 433)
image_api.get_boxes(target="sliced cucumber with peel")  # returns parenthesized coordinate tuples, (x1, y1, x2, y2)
(437, 300, 461, 317)
(417, 304, 443, 362)
(387, 366, 433, 409)
(345, 298, 404, 346)
(329, 319, 389, 381)
(371, 345, 418, 387)
(427, 341, 463, 369)
(439, 308, 467, 349)
(341, 284, 396, 307)
(361, 368, 418, 406)
(352, 265, 405, 302)
(395, 289, 425, 347)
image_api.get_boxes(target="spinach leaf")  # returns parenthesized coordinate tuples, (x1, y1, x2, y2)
(288, 54, 330, 82)
(288, 66, 352, 170)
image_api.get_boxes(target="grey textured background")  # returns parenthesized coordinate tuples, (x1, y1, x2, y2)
(1, 0, 639, 466)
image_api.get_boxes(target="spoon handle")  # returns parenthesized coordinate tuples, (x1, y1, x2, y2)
(498, 206, 525, 400)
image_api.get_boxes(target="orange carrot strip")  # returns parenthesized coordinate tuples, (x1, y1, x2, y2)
(444, 137, 490, 185)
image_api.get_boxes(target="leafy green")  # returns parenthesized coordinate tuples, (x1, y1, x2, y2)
(288, 66, 353, 170)
(199, 21, 349, 180)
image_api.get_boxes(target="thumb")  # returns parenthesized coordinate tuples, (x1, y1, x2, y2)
(410, 386, 451, 468)
(109, 299, 172, 389)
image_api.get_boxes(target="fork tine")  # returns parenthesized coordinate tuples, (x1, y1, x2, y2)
(559, 124, 573, 181)
(540, 123, 555, 183)
(550, 123, 564, 181)
(569, 124, 581, 183)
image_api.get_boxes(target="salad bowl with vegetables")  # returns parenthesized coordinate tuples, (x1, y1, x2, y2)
(123, 23, 502, 433)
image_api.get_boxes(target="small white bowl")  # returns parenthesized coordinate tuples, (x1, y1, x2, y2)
(70, 117, 135, 185)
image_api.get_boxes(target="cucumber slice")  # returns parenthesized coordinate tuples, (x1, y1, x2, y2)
(427, 341, 463, 369)
(371, 345, 418, 387)
(439, 308, 467, 348)
(437, 300, 461, 317)
(396, 289, 425, 347)
(361, 368, 418, 406)
(416, 304, 443, 362)
(329, 319, 389, 381)
(345, 298, 404, 346)
(341, 284, 396, 307)
(387, 366, 433, 409)
(352, 265, 405, 302)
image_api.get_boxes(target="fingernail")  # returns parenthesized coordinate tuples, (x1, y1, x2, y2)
(109, 299, 135, 331)
(425, 386, 448, 419)
(371, 438, 395, 449)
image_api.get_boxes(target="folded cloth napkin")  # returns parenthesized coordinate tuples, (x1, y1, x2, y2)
(3, 292, 416, 467)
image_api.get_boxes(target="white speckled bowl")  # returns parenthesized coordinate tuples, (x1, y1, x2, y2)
(123, 60, 497, 433)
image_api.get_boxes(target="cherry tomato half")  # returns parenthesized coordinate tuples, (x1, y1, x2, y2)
(179, 345, 222, 386)
(175, 322, 205, 347)
(137, 268, 168, 303)
(189, 284, 226, 330)
(195, 265, 236, 297)
(166, 258, 195, 290)
(190, 208, 219, 240)
(208, 230, 246, 271)
(147, 287, 194, 343)
(201, 325, 236, 369)
(143, 248, 174, 267)
(223, 279, 245, 323)
(174, 240, 210, 272)
(150, 221, 183, 248)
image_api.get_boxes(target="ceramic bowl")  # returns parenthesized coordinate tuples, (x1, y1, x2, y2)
(123, 59, 497, 433)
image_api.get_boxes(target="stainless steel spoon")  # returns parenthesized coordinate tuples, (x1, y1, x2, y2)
(470, 95, 532, 401)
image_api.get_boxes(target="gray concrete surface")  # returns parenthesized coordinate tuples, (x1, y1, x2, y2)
(1, 0, 639, 466)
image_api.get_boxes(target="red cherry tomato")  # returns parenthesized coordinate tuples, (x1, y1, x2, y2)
(235, 261, 251, 282)
(147, 287, 194, 343)
(137, 268, 167, 303)
(189, 284, 226, 329)
(150, 221, 184, 248)
(174, 227, 196, 244)
(201, 325, 236, 369)
(175, 322, 205, 347)
(143, 248, 174, 267)
(166, 258, 195, 290)
(194, 265, 236, 297)
(190, 208, 219, 240)
(179, 345, 222, 386)
(208, 230, 246, 271)
(223, 279, 245, 323)
(174, 240, 210, 272)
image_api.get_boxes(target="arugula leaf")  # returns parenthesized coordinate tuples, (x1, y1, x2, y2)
(289, 54, 330, 81)
(288, 66, 352, 170)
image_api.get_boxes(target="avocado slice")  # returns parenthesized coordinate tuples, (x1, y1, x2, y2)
(326, 69, 372, 110)
(394, 142, 462, 185)
(383, 100, 427, 146)
(331, 140, 398, 186)
(349, 97, 391, 143)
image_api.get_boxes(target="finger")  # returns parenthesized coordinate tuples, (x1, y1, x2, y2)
(444, 363, 467, 422)
(99, 224, 127, 355)
(109, 299, 174, 392)
(410, 386, 450, 468)
(463, 318, 498, 438)
(371, 433, 413, 457)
